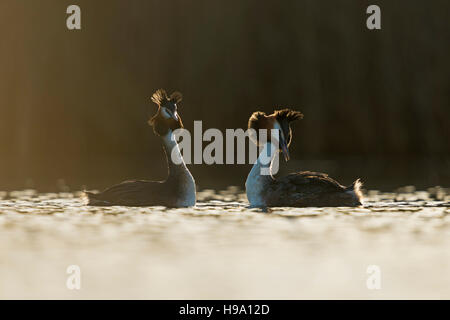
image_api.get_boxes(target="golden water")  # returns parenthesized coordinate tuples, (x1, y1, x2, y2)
(0, 187, 449, 299)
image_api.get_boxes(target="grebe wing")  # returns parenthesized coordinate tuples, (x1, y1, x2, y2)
(85, 179, 164, 206)
(266, 171, 348, 206)
(279, 171, 345, 191)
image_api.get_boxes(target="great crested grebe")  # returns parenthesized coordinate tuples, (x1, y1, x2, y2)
(245, 109, 362, 208)
(85, 89, 196, 207)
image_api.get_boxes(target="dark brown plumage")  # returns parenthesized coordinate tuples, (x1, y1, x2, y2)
(84, 177, 191, 207)
(265, 172, 362, 207)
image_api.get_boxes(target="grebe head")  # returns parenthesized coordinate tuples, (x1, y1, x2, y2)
(248, 108, 303, 161)
(148, 89, 184, 136)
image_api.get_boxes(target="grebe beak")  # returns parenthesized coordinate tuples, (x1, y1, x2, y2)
(170, 110, 179, 121)
(163, 108, 179, 121)
(280, 135, 290, 161)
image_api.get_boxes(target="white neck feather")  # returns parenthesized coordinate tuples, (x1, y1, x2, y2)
(162, 130, 185, 167)
(161, 130, 196, 207)
(245, 142, 277, 207)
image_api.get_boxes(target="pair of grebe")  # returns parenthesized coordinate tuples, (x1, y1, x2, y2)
(85, 89, 362, 208)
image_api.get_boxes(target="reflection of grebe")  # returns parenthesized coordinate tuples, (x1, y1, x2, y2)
(85, 89, 196, 207)
(245, 109, 362, 208)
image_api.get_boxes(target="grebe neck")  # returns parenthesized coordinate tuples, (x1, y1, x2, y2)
(245, 142, 277, 207)
(161, 129, 196, 207)
(161, 129, 189, 177)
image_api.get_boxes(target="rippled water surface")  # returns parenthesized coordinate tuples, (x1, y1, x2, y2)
(0, 187, 449, 299)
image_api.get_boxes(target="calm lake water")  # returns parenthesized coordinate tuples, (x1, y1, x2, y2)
(0, 187, 449, 299)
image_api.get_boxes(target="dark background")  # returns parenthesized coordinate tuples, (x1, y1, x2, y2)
(0, 0, 448, 192)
